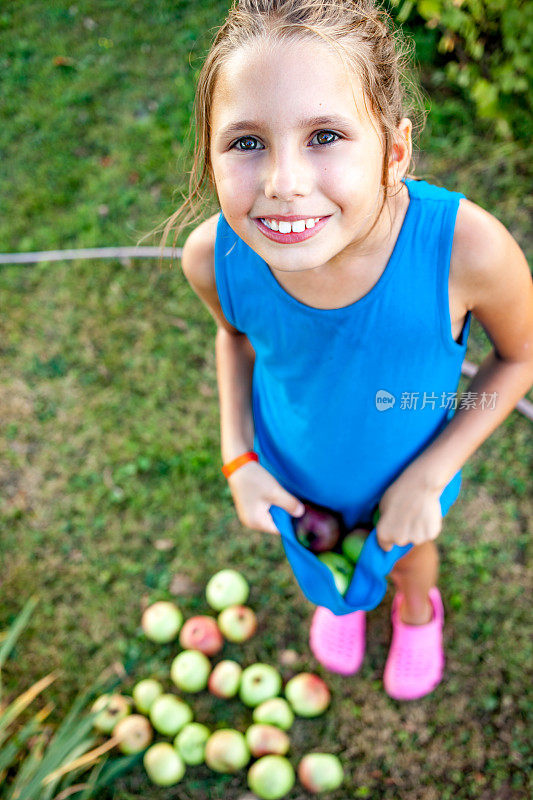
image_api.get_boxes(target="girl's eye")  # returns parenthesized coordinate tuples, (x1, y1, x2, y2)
(232, 136, 264, 151)
(311, 130, 340, 146)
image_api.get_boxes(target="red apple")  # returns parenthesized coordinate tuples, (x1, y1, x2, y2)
(284, 673, 330, 717)
(208, 660, 242, 698)
(298, 752, 344, 792)
(294, 505, 341, 553)
(218, 605, 257, 642)
(113, 714, 153, 754)
(245, 724, 290, 757)
(179, 615, 223, 656)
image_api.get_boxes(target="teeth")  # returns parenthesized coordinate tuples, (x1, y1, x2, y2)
(261, 217, 323, 233)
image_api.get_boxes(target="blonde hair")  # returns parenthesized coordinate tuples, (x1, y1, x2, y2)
(150, 0, 427, 260)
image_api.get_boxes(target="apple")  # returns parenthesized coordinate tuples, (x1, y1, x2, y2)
(247, 755, 295, 800)
(132, 678, 163, 715)
(208, 659, 242, 698)
(206, 569, 249, 611)
(253, 697, 294, 731)
(174, 722, 210, 765)
(217, 605, 257, 642)
(239, 663, 282, 707)
(179, 615, 224, 656)
(245, 724, 290, 757)
(171, 650, 211, 693)
(294, 505, 341, 553)
(141, 601, 183, 643)
(317, 552, 354, 595)
(341, 528, 368, 564)
(113, 714, 153, 754)
(149, 693, 193, 737)
(204, 729, 250, 773)
(91, 694, 131, 734)
(143, 742, 185, 786)
(298, 753, 344, 793)
(284, 673, 331, 717)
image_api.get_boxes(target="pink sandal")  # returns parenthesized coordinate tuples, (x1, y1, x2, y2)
(384, 586, 445, 701)
(309, 606, 366, 675)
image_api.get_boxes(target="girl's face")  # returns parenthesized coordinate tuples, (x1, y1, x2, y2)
(210, 37, 410, 275)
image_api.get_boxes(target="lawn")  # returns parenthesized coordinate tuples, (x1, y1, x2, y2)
(1, 1, 531, 798)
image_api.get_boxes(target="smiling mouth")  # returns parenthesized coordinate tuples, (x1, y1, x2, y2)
(254, 215, 331, 243)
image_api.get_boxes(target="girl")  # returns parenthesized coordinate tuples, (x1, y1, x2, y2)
(160, 0, 533, 700)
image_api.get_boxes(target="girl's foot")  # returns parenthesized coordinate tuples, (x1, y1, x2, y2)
(309, 606, 366, 675)
(383, 587, 445, 701)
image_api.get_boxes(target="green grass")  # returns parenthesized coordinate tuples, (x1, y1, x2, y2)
(1, 2, 532, 799)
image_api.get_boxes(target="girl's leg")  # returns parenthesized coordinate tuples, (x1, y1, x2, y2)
(389, 541, 439, 624)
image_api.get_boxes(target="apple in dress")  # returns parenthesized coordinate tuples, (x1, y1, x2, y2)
(205, 569, 249, 611)
(170, 649, 211, 692)
(247, 755, 295, 800)
(298, 752, 344, 792)
(294, 504, 341, 552)
(217, 605, 257, 642)
(91, 694, 131, 734)
(284, 673, 331, 717)
(239, 663, 282, 707)
(174, 722, 210, 765)
(132, 678, 163, 715)
(179, 615, 224, 655)
(252, 697, 294, 731)
(204, 729, 250, 773)
(245, 723, 290, 757)
(141, 601, 183, 643)
(341, 528, 368, 563)
(149, 693, 193, 737)
(113, 714, 153, 754)
(143, 742, 185, 786)
(208, 659, 242, 698)
(317, 552, 354, 595)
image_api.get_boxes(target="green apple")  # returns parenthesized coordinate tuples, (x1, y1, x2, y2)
(170, 650, 211, 692)
(206, 569, 249, 611)
(132, 678, 163, 715)
(217, 605, 257, 642)
(253, 697, 294, 731)
(141, 601, 183, 643)
(298, 752, 344, 792)
(204, 729, 250, 773)
(284, 673, 330, 717)
(247, 755, 295, 800)
(91, 694, 131, 734)
(208, 659, 242, 698)
(341, 529, 367, 563)
(245, 724, 290, 757)
(174, 722, 210, 765)
(149, 693, 193, 737)
(317, 552, 354, 595)
(143, 742, 185, 786)
(239, 663, 282, 707)
(113, 714, 152, 754)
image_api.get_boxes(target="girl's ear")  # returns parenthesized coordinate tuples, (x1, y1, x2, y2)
(386, 117, 412, 187)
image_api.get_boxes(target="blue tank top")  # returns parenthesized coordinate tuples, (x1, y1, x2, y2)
(214, 177, 471, 532)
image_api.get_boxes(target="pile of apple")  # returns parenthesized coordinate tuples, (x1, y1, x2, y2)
(91, 569, 343, 798)
(294, 503, 381, 596)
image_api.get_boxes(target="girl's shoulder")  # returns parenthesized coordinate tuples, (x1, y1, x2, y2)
(181, 212, 241, 334)
(450, 195, 533, 360)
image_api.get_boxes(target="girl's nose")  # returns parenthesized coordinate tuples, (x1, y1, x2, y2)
(263, 148, 312, 201)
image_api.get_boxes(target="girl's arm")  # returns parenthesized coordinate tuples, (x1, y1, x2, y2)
(378, 199, 533, 550)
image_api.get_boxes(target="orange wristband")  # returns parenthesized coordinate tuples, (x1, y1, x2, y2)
(221, 451, 259, 478)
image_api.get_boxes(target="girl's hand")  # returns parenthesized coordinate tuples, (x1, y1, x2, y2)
(227, 461, 305, 535)
(376, 466, 443, 552)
